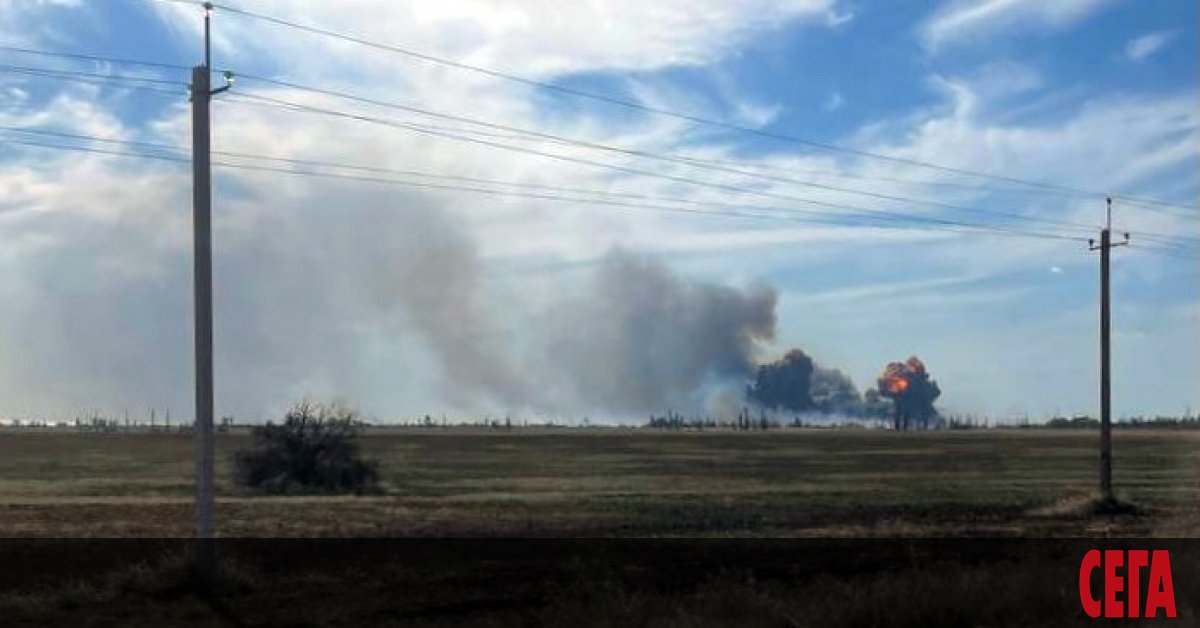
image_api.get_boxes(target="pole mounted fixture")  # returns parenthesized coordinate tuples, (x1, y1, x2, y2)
(212, 70, 233, 95)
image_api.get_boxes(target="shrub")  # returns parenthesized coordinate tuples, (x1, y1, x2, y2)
(233, 402, 380, 495)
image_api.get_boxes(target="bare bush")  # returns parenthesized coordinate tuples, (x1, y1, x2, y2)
(233, 402, 380, 495)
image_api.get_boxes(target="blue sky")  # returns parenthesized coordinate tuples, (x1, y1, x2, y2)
(0, 0, 1195, 422)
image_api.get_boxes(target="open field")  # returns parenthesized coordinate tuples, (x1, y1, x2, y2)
(2, 428, 1198, 626)
(0, 428, 1196, 537)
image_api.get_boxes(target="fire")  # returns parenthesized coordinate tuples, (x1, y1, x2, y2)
(886, 376, 909, 394)
(878, 359, 919, 397)
(877, 355, 941, 430)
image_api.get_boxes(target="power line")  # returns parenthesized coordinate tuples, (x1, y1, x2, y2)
(0, 136, 946, 230)
(224, 74, 1105, 233)
(222, 91, 1091, 241)
(20, 124, 1191, 250)
(0, 63, 183, 86)
(3, 126, 1099, 243)
(5, 44, 1197, 218)
(0, 65, 186, 95)
(1130, 244, 1200, 261)
(0, 126, 889, 223)
(2, 136, 1089, 243)
(0, 64, 529, 148)
(0, 44, 192, 72)
(0, 126, 873, 219)
(669, 153, 1077, 195)
(577, 150, 1196, 221)
(0, 60, 1172, 244)
(1127, 226, 1199, 241)
(0, 63, 1175, 245)
(1112, 194, 1200, 216)
(2, 55, 1102, 229)
(0, 55, 1044, 208)
(201, 0, 1200, 213)
(1128, 238, 1200, 257)
(1, 137, 189, 164)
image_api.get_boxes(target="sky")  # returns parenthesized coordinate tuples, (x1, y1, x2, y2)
(0, 0, 1196, 423)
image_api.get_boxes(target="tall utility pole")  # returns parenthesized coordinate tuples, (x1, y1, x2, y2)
(1089, 197, 1128, 502)
(191, 1, 230, 579)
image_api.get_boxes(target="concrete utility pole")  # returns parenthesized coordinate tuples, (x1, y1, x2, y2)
(191, 1, 231, 580)
(1089, 197, 1128, 502)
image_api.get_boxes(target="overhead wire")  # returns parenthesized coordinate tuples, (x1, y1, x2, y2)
(197, 0, 1200, 214)
(4, 42, 1195, 218)
(221, 91, 1092, 242)
(0, 48, 1188, 250)
(0, 129, 1060, 239)
(0, 136, 1024, 238)
(1, 134, 1099, 245)
(224, 73, 1107, 232)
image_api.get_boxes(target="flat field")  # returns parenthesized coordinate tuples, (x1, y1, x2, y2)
(0, 427, 1196, 537)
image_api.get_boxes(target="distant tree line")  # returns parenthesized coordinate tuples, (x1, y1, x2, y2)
(1043, 415, 1199, 429)
(646, 409, 777, 431)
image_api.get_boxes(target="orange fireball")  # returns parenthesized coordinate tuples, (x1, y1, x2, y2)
(878, 360, 915, 398)
(877, 356, 940, 430)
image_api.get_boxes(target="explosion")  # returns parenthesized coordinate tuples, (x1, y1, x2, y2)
(877, 356, 940, 430)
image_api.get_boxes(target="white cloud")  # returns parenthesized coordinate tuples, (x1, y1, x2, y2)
(826, 8, 855, 27)
(711, 71, 785, 129)
(1125, 30, 1175, 62)
(3, 82, 1195, 418)
(0, 0, 1195, 419)
(153, 0, 843, 79)
(824, 91, 844, 112)
(728, 101, 778, 128)
(921, 0, 1113, 51)
(0, 0, 85, 46)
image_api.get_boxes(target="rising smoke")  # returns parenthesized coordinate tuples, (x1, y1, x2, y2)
(375, 230, 779, 416)
(533, 249, 778, 416)
(346, 194, 778, 416)
(0, 178, 781, 420)
(367, 203, 530, 410)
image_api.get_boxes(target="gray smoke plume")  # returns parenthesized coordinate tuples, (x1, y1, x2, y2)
(366, 230, 779, 416)
(529, 249, 777, 416)
(0, 178, 778, 421)
(220, 191, 780, 418)
(341, 196, 780, 417)
(365, 203, 529, 410)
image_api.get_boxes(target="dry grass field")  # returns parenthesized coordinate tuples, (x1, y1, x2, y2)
(2, 428, 1198, 626)
(0, 427, 1196, 537)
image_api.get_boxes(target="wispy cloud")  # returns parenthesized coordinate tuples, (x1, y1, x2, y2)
(921, 0, 1113, 51)
(733, 101, 783, 128)
(824, 91, 844, 112)
(826, 8, 855, 27)
(1125, 30, 1175, 62)
(151, 0, 847, 79)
